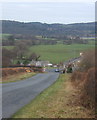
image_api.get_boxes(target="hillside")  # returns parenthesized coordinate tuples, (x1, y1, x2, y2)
(1, 20, 95, 37)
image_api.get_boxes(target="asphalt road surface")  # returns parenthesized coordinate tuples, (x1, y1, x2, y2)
(2, 71, 59, 118)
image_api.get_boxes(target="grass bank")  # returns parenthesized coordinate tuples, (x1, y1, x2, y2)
(1, 72, 36, 83)
(12, 74, 94, 118)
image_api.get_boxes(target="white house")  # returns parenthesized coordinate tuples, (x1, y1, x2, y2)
(30, 60, 51, 67)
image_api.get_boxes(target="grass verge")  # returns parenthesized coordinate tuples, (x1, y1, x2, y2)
(12, 73, 94, 118)
(1, 72, 36, 83)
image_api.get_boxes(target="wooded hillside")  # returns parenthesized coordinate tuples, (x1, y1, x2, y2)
(1, 20, 95, 37)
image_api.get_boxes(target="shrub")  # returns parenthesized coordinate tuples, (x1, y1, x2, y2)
(80, 67, 96, 109)
(79, 49, 95, 71)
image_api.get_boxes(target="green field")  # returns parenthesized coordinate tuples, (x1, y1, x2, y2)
(3, 43, 95, 64)
(0, 33, 11, 37)
(28, 44, 94, 63)
(0, 34, 11, 39)
(3, 46, 14, 50)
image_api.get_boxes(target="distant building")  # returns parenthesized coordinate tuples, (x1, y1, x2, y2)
(30, 60, 51, 67)
(63, 57, 82, 68)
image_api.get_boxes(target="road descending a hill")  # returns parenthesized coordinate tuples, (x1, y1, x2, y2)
(2, 71, 59, 118)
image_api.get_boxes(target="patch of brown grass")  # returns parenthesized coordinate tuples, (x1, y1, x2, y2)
(1, 67, 33, 77)
(1, 72, 36, 83)
(71, 71, 86, 87)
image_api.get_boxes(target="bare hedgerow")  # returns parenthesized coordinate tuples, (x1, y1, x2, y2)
(79, 49, 95, 71)
(71, 49, 96, 110)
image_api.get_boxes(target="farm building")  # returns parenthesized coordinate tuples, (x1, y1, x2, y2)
(30, 60, 51, 67)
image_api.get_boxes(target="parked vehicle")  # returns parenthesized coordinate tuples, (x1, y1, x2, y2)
(55, 69, 60, 72)
(66, 63, 73, 73)
(67, 67, 72, 73)
(63, 69, 66, 73)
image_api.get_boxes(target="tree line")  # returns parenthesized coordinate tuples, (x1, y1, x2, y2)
(2, 41, 41, 67)
(2, 34, 89, 46)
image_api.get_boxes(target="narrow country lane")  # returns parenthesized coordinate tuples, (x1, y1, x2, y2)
(2, 71, 59, 118)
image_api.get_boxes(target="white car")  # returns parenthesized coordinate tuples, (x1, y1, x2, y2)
(55, 69, 60, 72)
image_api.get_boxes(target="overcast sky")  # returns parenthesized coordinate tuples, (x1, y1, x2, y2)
(1, 0, 95, 24)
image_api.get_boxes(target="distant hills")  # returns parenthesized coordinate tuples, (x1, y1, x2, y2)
(1, 20, 95, 37)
